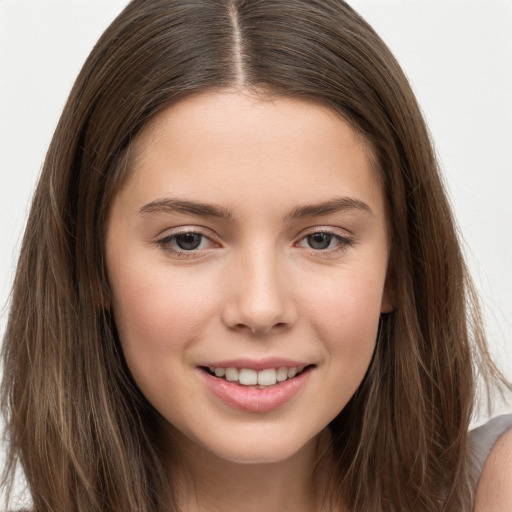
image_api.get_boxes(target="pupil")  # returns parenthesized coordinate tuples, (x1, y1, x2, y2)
(176, 233, 202, 250)
(307, 233, 332, 250)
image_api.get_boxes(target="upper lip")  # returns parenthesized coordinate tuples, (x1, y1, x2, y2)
(197, 357, 313, 371)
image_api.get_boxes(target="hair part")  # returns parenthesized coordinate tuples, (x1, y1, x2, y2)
(2, 1, 507, 511)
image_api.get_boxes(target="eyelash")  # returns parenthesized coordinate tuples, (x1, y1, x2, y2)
(295, 231, 353, 254)
(155, 228, 353, 258)
(156, 229, 216, 258)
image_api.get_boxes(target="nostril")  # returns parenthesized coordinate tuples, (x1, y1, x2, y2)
(220, 294, 297, 335)
(248, 321, 289, 336)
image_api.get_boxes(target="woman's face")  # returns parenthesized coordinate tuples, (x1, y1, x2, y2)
(106, 90, 391, 464)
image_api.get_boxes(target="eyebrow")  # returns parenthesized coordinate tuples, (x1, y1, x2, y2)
(139, 198, 233, 219)
(284, 196, 373, 220)
(138, 196, 372, 220)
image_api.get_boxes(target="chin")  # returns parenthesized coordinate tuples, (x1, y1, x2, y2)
(178, 421, 323, 466)
(213, 443, 304, 465)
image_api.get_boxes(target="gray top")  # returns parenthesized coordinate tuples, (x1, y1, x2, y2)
(469, 414, 512, 485)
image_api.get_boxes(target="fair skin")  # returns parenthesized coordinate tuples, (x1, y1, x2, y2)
(474, 430, 512, 512)
(104, 89, 512, 511)
(106, 90, 391, 511)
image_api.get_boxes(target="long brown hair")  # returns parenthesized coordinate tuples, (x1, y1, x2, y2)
(1, 1, 505, 510)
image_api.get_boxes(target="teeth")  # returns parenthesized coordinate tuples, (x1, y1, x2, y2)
(276, 367, 288, 382)
(208, 365, 306, 386)
(258, 368, 277, 386)
(239, 369, 258, 385)
(225, 367, 239, 381)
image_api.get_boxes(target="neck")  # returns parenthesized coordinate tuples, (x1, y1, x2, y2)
(164, 428, 338, 512)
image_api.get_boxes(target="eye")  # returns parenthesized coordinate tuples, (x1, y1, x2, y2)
(296, 230, 352, 252)
(156, 229, 217, 256)
(173, 232, 205, 250)
(305, 232, 335, 250)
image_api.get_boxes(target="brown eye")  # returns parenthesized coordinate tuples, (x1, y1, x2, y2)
(156, 229, 218, 257)
(296, 230, 353, 255)
(306, 233, 333, 250)
(174, 233, 203, 250)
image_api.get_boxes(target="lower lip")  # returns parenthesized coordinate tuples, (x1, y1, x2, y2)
(200, 368, 312, 413)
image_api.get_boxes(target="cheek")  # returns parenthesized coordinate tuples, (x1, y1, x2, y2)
(300, 265, 384, 376)
(108, 265, 222, 415)
(109, 263, 217, 364)
(304, 263, 384, 330)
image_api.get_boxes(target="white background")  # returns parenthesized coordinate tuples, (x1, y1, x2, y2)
(1, 0, 511, 505)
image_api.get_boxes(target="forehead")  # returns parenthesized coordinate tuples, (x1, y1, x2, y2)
(117, 90, 384, 217)
(134, 89, 375, 162)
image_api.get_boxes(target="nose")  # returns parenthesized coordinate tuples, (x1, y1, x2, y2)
(221, 247, 297, 336)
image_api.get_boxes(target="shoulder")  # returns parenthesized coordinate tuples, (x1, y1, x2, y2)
(473, 418, 512, 511)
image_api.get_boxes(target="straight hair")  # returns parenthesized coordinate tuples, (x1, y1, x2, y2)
(2, 1, 506, 510)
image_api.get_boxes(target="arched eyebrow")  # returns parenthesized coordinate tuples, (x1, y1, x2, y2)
(138, 196, 373, 220)
(139, 198, 234, 219)
(284, 197, 373, 220)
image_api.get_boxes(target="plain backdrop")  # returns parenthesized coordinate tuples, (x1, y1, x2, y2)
(1, 0, 511, 505)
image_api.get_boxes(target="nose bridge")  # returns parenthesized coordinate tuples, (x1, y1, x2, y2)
(223, 241, 295, 335)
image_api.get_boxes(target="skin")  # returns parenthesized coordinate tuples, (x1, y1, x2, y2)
(106, 89, 392, 511)
(474, 430, 512, 512)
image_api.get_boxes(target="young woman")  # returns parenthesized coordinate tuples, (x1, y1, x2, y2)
(2, 1, 511, 511)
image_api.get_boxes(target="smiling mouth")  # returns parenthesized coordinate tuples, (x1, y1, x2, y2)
(200, 365, 313, 388)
